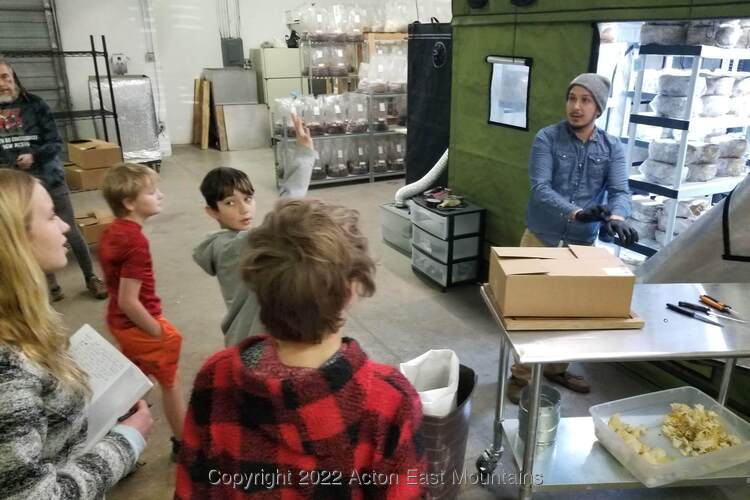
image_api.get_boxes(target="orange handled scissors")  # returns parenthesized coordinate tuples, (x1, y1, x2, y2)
(700, 295, 745, 320)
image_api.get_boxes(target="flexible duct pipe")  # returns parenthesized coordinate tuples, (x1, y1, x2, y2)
(394, 148, 449, 207)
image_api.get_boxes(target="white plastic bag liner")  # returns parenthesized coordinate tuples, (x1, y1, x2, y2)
(400, 349, 459, 418)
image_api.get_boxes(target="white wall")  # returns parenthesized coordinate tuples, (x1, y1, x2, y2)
(151, 0, 222, 145)
(54, 1, 451, 146)
(56, 0, 223, 146)
(238, 0, 300, 49)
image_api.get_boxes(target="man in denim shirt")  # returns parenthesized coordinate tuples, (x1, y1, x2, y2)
(508, 73, 639, 403)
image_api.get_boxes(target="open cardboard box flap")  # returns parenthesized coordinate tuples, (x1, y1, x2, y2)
(543, 259, 633, 276)
(69, 139, 119, 151)
(76, 210, 114, 226)
(492, 247, 574, 260)
(501, 258, 633, 277)
(500, 259, 554, 276)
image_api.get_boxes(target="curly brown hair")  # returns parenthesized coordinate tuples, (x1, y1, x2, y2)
(241, 199, 375, 343)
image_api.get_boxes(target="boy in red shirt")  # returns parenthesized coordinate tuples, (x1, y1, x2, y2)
(176, 199, 426, 499)
(99, 163, 186, 456)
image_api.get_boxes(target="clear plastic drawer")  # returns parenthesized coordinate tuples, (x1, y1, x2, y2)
(409, 201, 482, 240)
(411, 246, 478, 287)
(412, 225, 480, 264)
(380, 203, 412, 255)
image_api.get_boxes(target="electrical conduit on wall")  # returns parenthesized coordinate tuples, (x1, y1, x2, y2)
(139, 0, 172, 156)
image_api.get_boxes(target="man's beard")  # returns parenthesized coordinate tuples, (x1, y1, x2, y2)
(0, 87, 18, 104)
(568, 115, 596, 131)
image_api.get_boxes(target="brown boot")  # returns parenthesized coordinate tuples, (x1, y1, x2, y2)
(86, 276, 108, 300)
(506, 377, 527, 404)
(49, 285, 65, 303)
(544, 371, 591, 393)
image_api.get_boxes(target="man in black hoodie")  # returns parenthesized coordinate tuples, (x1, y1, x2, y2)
(0, 57, 107, 301)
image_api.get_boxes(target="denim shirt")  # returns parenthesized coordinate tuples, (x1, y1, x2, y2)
(525, 120, 631, 246)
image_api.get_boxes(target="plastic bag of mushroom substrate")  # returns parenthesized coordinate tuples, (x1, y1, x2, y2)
(648, 139, 720, 165)
(627, 218, 658, 240)
(686, 163, 718, 182)
(657, 73, 706, 97)
(640, 158, 688, 185)
(631, 195, 664, 223)
(640, 22, 687, 45)
(709, 134, 749, 158)
(717, 157, 748, 177)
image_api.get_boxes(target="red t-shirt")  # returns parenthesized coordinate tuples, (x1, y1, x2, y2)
(98, 218, 162, 329)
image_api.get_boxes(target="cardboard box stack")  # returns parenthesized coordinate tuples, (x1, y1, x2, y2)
(65, 139, 122, 191)
(488, 245, 635, 319)
(75, 211, 115, 245)
(65, 139, 121, 244)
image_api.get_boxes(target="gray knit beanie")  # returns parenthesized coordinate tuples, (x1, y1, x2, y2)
(567, 73, 611, 113)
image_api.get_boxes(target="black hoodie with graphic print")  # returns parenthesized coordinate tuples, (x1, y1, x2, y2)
(0, 92, 65, 191)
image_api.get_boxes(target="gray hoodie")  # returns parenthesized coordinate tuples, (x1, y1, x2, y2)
(193, 230, 264, 346)
(279, 144, 318, 198)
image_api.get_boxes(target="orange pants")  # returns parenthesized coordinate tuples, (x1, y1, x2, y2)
(109, 316, 182, 388)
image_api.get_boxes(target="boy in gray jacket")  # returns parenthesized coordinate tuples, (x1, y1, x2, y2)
(193, 167, 264, 346)
(194, 113, 316, 346)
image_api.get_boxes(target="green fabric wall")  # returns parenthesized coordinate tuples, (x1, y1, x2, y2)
(448, 0, 750, 246)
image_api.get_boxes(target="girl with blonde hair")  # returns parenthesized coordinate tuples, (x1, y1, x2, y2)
(0, 169, 152, 499)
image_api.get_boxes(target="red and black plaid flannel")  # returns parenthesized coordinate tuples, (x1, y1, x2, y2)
(175, 336, 426, 499)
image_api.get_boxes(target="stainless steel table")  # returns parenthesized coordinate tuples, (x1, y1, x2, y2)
(477, 283, 750, 500)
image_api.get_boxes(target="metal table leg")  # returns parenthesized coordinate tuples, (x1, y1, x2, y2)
(519, 364, 543, 500)
(718, 358, 736, 405)
(476, 334, 510, 475)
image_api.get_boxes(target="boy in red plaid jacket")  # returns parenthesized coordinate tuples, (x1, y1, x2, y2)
(175, 199, 425, 499)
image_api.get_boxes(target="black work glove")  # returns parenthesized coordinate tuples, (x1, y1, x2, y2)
(604, 219, 640, 247)
(574, 204, 611, 223)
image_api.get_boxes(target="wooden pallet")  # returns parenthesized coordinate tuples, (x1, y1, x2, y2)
(213, 105, 228, 151)
(192, 79, 201, 144)
(192, 78, 229, 151)
(192, 79, 211, 150)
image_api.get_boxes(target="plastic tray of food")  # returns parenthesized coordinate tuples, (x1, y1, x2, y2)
(589, 386, 750, 487)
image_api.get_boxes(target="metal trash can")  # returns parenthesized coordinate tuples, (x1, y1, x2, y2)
(421, 364, 477, 499)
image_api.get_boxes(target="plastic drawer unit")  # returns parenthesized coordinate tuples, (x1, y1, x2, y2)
(412, 225, 480, 263)
(380, 202, 412, 255)
(412, 247, 479, 288)
(408, 197, 485, 289)
(409, 198, 482, 239)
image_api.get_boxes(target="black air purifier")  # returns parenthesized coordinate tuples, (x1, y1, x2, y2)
(406, 22, 452, 186)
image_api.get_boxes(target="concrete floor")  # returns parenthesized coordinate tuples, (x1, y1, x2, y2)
(53, 146, 749, 499)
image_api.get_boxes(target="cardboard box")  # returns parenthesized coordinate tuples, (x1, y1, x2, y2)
(67, 139, 121, 170)
(488, 245, 635, 318)
(76, 210, 115, 245)
(65, 163, 110, 191)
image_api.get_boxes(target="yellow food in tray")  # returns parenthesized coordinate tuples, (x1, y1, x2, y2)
(662, 403, 741, 457)
(608, 414, 671, 464)
(607, 403, 742, 464)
